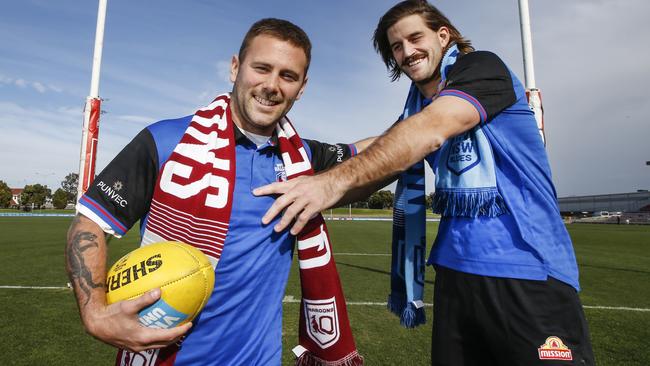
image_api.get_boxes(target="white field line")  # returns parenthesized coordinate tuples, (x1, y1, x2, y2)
(582, 305, 650, 312)
(0, 285, 69, 290)
(2, 287, 649, 313)
(281, 296, 650, 313)
(336, 253, 390, 256)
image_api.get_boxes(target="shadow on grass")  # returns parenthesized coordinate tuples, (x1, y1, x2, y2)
(336, 261, 436, 285)
(579, 263, 650, 275)
(337, 260, 649, 281)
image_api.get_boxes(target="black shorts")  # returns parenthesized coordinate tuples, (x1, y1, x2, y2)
(431, 266, 594, 366)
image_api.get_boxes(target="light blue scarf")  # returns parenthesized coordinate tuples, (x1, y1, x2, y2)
(387, 83, 428, 328)
(431, 45, 508, 217)
(389, 45, 507, 328)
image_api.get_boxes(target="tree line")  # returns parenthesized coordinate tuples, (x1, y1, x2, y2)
(0, 173, 78, 210)
(0, 174, 435, 211)
(349, 189, 435, 210)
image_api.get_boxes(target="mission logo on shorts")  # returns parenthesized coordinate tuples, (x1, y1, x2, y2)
(538, 336, 573, 361)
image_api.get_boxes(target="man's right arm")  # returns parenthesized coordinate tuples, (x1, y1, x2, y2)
(66, 214, 109, 315)
(256, 95, 481, 234)
(65, 214, 191, 352)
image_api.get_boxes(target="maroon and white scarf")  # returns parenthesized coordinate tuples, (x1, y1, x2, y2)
(116, 94, 363, 366)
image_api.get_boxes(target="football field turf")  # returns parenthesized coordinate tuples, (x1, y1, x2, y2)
(0, 217, 648, 365)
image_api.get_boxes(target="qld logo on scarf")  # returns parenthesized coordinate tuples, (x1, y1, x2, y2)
(446, 131, 481, 175)
(304, 297, 340, 349)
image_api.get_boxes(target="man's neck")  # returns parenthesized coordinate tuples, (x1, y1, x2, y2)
(415, 72, 440, 99)
(415, 77, 440, 100)
(233, 123, 272, 147)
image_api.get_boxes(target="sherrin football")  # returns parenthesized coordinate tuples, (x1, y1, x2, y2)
(105, 241, 215, 329)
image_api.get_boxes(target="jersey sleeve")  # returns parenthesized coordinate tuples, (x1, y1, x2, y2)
(440, 51, 517, 123)
(303, 139, 357, 173)
(76, 128, 159, 237)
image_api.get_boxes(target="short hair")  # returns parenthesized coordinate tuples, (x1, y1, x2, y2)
(373, 0, 474, 81)
(238, 18, 312, 75)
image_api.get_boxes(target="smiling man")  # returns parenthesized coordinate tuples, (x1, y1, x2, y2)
(254, 1, 594, 365)
(66, 18, 367, 366)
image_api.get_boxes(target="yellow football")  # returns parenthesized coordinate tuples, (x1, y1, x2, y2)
(105, 241, 215, 329)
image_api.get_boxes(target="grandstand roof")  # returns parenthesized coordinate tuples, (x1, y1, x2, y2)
(558, 191, 650, 213)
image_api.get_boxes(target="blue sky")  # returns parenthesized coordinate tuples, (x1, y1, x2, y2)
(1, 0, 648, 196)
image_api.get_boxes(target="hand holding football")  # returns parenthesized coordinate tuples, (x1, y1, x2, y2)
(105, 241, 215, 329)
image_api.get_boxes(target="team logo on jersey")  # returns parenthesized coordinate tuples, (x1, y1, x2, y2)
(97, 180, 129, 208)
(538, 336, 573, 361)
(327, 144, 346, 162)
(274, 163, 287, 182)
(446, 131, 481, 175)
(303, 297, 340, 348)
(334, 144, 345, 162)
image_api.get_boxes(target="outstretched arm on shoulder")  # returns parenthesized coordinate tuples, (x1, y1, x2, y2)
(255, 95, 480, 234)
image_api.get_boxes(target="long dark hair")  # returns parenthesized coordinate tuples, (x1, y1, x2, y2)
(373, 0, 474, 81)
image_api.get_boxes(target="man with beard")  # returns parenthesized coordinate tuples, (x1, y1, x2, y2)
(66, 18, 367, 366)
(255, 1, 594, 365)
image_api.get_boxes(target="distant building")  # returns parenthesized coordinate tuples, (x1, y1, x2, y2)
(10, 188, 23, 208)
(558, 191, 650, 215)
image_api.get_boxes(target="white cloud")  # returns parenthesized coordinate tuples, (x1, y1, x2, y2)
(48, 84, 63, 93)
(115, 115, 155, 124)
(0, 101, 81, 188)
(32, 81, 46, 93)
(0, 73, 63, 94)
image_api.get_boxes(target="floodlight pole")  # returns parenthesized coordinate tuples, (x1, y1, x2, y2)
(77, 0, 108, 202)
(518, 0, 546, 145)
(518, 0, 536, 90)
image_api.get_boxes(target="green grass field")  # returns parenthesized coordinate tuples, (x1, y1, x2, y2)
(0, 217, 648, 365)
(327, 207, 439, 218)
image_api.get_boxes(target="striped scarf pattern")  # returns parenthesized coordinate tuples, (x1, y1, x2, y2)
(116, 94, 362, 365)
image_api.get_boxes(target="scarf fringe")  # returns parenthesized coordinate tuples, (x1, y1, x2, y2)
(400, 302, 426, 328)
(432, 188, 508, 218)
(386, 293, 405, 316)
(296, 351, 364, 366)
(387, 295, 426, 328)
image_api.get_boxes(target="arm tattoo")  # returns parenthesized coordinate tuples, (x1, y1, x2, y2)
(66, 229, 105, 306)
